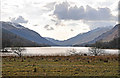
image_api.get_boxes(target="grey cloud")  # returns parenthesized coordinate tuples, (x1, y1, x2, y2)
(44, 25, 54, 30)
(11, 16, 28, 24)
(47, 27, 54, 30)
(51, 19, 56, 22)
(51, 19, 64, 26)
(44, 25, 49, 28)
(53, 2, 115, 21)
(34, 24, 38, 26)
(70, 29, 74, 31)
(54, 2, 69, 20)
(55, 20, 61, 26)
(85, 5, 115, 21)
(68, 6, 85, 20)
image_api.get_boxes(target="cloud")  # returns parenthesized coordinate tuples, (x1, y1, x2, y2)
(68, 23, 79, 26)
(33, 24, 38, 26)
(44, 2, 56, 11)
(44, 25, 54, 30)
(70, 29, 74, 31)
(51, 19, 56, 22)
(54, 2, 69, 20)
(44, 25, 49, 28)
(85, 5, 115, 21)
(53, 2, 115, 21)
(51, 19, 65, 26)
(10, 16, 28, 24)
(84, 21, 116, 29)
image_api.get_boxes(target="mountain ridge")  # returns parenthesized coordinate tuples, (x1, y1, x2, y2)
(2, 28, 47, 47)
(2, 21, 117, 46)
(45, 26, 112, 45)
(1, 21, 55, 45)
(87, 24, 119, 44)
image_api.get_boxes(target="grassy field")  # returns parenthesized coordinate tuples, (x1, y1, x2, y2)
(2, 55, 120, 76)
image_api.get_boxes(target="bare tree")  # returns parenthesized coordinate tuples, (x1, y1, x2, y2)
(11, 47, 26, 57)
(67, 49, 78, 56)
(89, 41, 105, 56)
(89, 47, 104, 56)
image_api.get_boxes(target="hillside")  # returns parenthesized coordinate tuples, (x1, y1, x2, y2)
(77, 24, 120, 49)
(2, 28, 49, 48)
(88, 24, 119, 44)
(1, 21, 55, 45)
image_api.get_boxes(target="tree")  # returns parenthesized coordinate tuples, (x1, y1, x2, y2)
(67, 49, 78, 56)
(89, 47, 104, 56)
(88, 42, 104, 56)
(11, 47, 26, 57)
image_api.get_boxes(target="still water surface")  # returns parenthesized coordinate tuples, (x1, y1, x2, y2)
(2, 47, 119, 56)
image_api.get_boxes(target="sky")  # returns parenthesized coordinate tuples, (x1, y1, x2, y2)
(1, 0, 119, 40)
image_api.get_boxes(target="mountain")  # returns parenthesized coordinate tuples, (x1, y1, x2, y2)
(45, 37, 62, 46)
(45, 27, 112, 45)
(1, 21, 115, 46)
(1, 21, 55, 45)
(2, 28, 48, 47)
(88, 24, 119, 44)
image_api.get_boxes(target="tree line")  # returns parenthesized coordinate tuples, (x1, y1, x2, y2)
(85, 37, 120, 49)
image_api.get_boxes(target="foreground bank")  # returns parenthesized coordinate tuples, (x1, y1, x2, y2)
(2, 55, 119, 76)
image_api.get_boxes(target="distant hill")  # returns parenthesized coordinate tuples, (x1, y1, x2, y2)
(1, 21, 55, 46)
(45, 27, 112, 46)
(45, 37, 63, 46)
